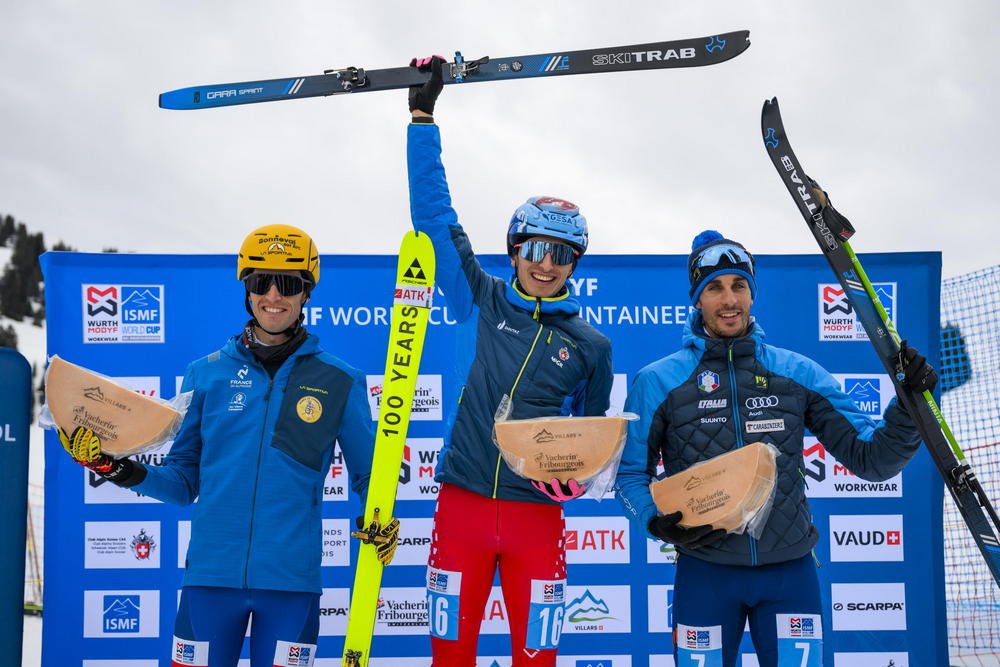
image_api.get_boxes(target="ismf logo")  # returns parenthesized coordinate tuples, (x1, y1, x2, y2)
(685, 629, 711, 649)
(542, 582, 565, 604)
(845, 377, 881, 416)
(788, 616, 817, 637)
(172, 637, 209, 665)
(818, 282, 896, 342)
(697, 370, 720, 393)
(428, 570, 449, 593)
(103, 594, 140, 633)
(83, 284, 165, 343)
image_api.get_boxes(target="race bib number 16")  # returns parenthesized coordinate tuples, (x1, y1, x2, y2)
(526, 579, 566, 650)
(426, 567, 461, 641)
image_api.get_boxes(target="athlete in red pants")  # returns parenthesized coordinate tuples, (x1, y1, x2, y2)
(406, 57, 614, 666)
(428, 484, 567, 665)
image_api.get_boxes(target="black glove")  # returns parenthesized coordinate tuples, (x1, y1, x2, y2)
(648, 511, 726, 549)
(898, 340, 938, 394)
(408, 55, 446, 115)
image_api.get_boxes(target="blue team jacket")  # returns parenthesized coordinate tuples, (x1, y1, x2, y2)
(407, 121, 614, 504)
(615, 313, 921, 566)
(133, 333, 373, 593)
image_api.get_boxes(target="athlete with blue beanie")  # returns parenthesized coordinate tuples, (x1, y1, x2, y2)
(406, 56, 613, 666)
(58, 224, 378, 667)
(615, 230, 937, 666)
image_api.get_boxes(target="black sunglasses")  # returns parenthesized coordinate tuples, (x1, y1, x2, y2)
(243, 272, 310, 297)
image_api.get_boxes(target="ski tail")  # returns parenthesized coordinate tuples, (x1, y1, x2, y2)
(760, 97, 1000, 587)
(341, 231, 436, 667)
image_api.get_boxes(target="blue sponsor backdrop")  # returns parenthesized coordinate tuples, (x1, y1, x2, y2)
(40, 250, 944, 666)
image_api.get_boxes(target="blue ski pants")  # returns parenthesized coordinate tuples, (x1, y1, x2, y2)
(672, 554, 824, 667)
(171, 586, 320, 667)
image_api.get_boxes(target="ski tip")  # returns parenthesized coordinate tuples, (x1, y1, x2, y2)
(157, 93, 165, 109)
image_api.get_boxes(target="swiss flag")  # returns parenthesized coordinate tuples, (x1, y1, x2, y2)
(887, 530, 901, 545)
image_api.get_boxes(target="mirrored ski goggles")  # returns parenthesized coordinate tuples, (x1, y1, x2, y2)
(243, 272, 311, 296)
(690, 243, 755, 275)
(514, 240, 579, 266)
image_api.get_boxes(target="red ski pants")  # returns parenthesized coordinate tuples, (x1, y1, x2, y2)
(427, 483, 567, 666)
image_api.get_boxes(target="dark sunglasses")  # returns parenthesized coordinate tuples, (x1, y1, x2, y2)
(243, 272, 311, 296)
(515, 240, 579, 266)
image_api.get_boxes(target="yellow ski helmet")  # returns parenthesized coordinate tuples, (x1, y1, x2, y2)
(237, 224, 320, 285)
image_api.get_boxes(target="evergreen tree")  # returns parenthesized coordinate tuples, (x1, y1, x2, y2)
(0, 324, 16, 350)
(0, 215, 14, 246)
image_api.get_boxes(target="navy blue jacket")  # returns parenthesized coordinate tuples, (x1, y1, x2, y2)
(407, 121, 613, 504)
(615, 313, 920, 566)
(133, 333, 373, 593)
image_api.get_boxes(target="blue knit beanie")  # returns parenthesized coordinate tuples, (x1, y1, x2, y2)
(688, 230, 757, 305)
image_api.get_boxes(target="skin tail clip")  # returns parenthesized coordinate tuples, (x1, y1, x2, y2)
(351, 507, 391, 545)
(342, 649, 363, 666)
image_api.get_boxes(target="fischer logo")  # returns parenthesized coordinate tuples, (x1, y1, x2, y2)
(831, 583, 906, 630)
(801, 438, 902, 498)
(830, 514, 903, 562)
(592, 48, 695, 66)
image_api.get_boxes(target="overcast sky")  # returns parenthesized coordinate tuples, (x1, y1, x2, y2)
(1, 1, 996, 278)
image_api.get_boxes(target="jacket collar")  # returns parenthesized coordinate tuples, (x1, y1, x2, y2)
(224, 330, 321, 364)
(504, 277, 580, 317)
(682, 310, 766, 359)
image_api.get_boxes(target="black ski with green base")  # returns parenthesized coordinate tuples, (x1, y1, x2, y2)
(760, 97, 1000, 588)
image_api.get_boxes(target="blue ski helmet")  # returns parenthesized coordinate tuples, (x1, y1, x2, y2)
(506, 196, 589, 256)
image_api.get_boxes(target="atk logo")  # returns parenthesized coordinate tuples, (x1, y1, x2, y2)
(564, 517, 629, 564)
(131, 529, 155, 560)
(697, 370, 720, 393)
(83, 284, 165, 343)
(818, 282, 896, 341)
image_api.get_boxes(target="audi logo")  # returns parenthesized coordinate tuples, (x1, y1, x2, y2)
(745, 395, 779, 409)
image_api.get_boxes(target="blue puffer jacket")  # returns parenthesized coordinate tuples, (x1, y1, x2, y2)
(407, 121, 614, 504)
(133, 333, 373, 593)
(615, 313, 920, 566)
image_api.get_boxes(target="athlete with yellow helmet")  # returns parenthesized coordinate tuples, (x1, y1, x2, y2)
(59, 224, 379, 666)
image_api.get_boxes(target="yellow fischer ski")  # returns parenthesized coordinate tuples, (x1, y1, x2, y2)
(342, 231, 435, 666)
